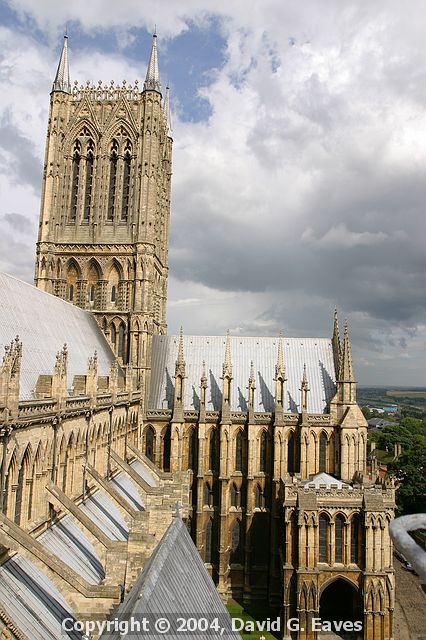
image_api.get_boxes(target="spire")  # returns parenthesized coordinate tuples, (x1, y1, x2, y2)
(223, 331, 232, 379)
(332, 308, 341, 376)
(164, 85, 172, 137)
(300, 364, 309, 413)
(248, 361, 256, 411)
(339, 320, 355, 382)
(52, 33, 71, 94)
(275, 333, 286, 381)
(144, 34, 161, 93)
(175, 327, 186, 378)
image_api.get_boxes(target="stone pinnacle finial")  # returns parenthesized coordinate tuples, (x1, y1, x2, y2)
(300, 363, 309, 413)
(164, 85, 172, 138)
(275, 333, 286, 381)
(177, 327, 184, 365)
(339, 319, 355, 382)
(223, 331, 232, 378)
(144, 33, 161, 93)
(201, 360, 207, 387)
(332, 307, 341, 375)
(52, 33, 71, 94)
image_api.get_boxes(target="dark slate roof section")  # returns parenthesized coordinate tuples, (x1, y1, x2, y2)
(0, 272, 121, 399)
(101, 516, 240, 640)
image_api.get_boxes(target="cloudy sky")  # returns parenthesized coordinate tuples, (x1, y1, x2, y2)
(0, 0, 425, 386)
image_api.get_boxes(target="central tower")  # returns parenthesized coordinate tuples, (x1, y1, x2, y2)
(34, 34, 173, 392)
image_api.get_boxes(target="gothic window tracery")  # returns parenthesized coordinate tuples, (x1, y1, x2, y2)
(107, 139, 118, 221)
(121, 141, 132, 221)
(350, 514, 360, 563)
(319, 513, 329, 562)
(335, 514, 345, 563)
(260, 430, 267, 472)
(70, 141, 81, 221)
(230, 520, 243, 564)
(319, 431, 327, 472)
(83, 139, 94, 220)
(235, 431, 243, 471)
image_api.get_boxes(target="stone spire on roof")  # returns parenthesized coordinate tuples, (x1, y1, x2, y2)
(332, 308, 341, 376)
(173, 328, 186, 422)
(175, 327, 186, 378)
(221, 332, 232, 423)
(144, 33, 161, 93)
(52, 33, 71, 94)
(248, 360, 256, 410)
(274, 333, 286, 423)
(164, 85, 172, 138)
(222, 331, 232, 380)
(339, 320, 355, 383)
(300, 363, 309, 414)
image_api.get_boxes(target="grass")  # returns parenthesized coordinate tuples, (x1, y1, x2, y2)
(226, 600, 280, 640)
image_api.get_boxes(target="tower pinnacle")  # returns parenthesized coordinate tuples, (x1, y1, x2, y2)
(332, 308, 341, 376)
(339, 320, 355, 382)
(52, 33, 71, 94)
(144, 34, 161, 93)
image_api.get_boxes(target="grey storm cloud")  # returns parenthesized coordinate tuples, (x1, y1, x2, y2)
(0, 113, 42, 193)
(0, 0, 425, 384)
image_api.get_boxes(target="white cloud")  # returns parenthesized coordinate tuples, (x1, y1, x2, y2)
(1, 1, 426, 385)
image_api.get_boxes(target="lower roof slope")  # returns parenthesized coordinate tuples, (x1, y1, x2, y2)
(0, 272, 119, 399)
(102, 515, 240, 639)
(150, 335, 336, 414)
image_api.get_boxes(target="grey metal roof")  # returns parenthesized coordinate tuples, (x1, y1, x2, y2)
(38, 515, 104, 584)
(0, 272, 120, 400)
(150, 335, 336, 414)
(101, 516, 240, 640)
(111, 471, 145, 510)
(302, 472, 350, 489)
(0, 553, 82, 640)
(130, 458, 158, 487)
(79, 490, 129, 541)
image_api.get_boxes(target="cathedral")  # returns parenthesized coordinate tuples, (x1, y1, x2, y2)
(0, 34, 395, 640)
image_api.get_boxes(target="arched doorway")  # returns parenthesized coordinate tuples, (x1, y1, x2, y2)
(320, 578, 361, 629)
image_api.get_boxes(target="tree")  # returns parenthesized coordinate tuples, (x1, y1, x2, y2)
(388, 435, 426, 514)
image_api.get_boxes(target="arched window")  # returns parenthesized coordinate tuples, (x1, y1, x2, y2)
(111, 285, 116, 302)
(162, 425, 171, 471)
(230, 483, 238, 508)
(288, 431, 295, 473)
(70, 141, 81, 220)
(188, 428, 197, 470)
(83, 141, 94, 220)
(205, 519, 213, 563)
(118, 323, 126, 361)
(145, 426, 155, 461)
(351, 514, 360, 563)
(89, 284, 95, 303)
(209, 429, 216, 471)
(230, 520, 242, 564)
(335, 514, 345, 563)
(110, 324, 117, 350)
(255, 484, 262, 509)
(204, 482, 212, 507)
(235, 431, 243, 471)
(319, 514, 329, 563)
(319, 432, 327, 472)
(260, 431, 267, 472)
(66, 264, 78, 303)
(121, 145, 131, 221)
(107, 140, 118, 220)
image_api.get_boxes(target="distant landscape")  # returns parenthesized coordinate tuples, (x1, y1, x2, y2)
(358, 386, 426, 418)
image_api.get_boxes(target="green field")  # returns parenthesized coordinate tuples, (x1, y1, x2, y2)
(387, 390, 426, 398)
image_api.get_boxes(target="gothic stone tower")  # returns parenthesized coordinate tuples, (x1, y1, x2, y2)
(34, 34, 172, 394)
